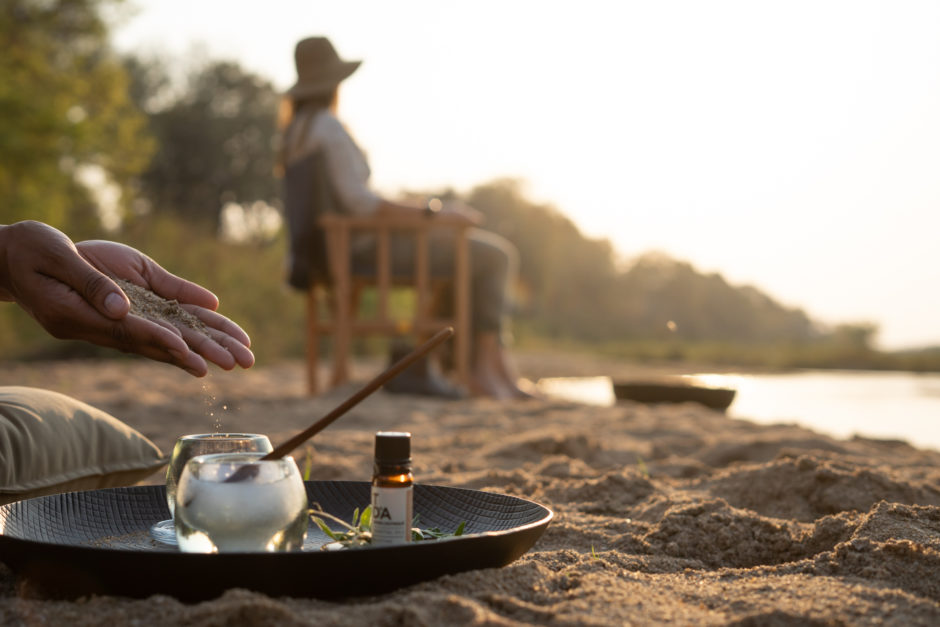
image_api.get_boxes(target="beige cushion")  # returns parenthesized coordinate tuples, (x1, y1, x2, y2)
(0, 386, 166, 505)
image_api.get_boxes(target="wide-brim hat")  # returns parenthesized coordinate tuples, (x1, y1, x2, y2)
(287, 37, 361, 99)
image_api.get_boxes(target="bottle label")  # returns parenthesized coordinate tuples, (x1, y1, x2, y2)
(370, 485, 413, 545)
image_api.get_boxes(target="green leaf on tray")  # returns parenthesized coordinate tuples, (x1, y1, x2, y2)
(310, 504, 467, 550)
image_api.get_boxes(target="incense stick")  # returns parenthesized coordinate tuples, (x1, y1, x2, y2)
(222, 327, 455, 485)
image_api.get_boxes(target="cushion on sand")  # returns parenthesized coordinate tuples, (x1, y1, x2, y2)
(0, 386, 166, 505)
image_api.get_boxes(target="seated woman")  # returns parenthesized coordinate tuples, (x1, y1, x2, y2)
(278, 36, 528, 400)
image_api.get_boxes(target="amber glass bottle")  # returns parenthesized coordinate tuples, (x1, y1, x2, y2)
(370, 431, 414, 545)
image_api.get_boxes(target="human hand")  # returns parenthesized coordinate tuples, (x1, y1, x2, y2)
(77, 239, 255, 374)
(0, 221, 254, 376)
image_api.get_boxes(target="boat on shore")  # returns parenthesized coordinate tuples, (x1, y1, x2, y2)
(612, 378, 737, 411)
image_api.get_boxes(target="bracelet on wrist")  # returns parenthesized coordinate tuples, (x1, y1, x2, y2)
(424, 198, 442, 218)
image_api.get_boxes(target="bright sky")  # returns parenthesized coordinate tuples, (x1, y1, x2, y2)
(113, 0, 940, 350)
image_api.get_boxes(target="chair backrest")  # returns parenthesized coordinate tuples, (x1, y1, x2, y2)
(283, 150, 333, 290)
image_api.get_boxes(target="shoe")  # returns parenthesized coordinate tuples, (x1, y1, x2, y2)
(383, 343, 468, 399)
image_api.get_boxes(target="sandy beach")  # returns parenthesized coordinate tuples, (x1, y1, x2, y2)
(2, 351, 940, 625)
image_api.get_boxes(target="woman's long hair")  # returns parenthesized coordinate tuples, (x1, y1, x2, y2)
(274, 87, 338, 177)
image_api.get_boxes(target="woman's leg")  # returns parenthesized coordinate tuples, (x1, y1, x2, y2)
(470, 330, 517, 399)
(456, 230, 530, 398)
(389, 227, 528, 399)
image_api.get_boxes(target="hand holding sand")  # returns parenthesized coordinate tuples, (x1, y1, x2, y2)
(77, 240, 255, 375)
(109, 276, 255, 376)
(0, 220, 254, 376)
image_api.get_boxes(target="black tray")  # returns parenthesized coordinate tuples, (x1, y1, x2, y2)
(0, 481, 552, 601)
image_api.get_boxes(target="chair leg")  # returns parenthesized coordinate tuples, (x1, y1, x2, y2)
(306, 287, 320, 396)
(334, 285, 364, 385)
(332, 280, 352, 389)
(453, 231, 472, 387)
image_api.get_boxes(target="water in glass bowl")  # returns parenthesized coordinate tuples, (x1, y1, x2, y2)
(150, 433, 273, 546)
(174, 453, 308, 553)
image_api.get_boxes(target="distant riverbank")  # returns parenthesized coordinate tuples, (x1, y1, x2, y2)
(530, 357, 940, 453)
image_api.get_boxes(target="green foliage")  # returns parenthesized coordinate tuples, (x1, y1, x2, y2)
(311, 504, 374, 548)
(412, 518, 467, 541)
(0, 0, 153, 232)
(301, 447, 315, 481)
(467, 180, 622, 339)
(310, 504, 467, 549)
(577, 336, 940, 372)
(614, 253, 817, 342)
(123, 55, 281, 229)
(467, 180, 819, 346)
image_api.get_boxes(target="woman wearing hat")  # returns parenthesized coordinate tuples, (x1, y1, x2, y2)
(278, 36, 528, 400)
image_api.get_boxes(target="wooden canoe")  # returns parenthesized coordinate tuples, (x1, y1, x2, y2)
(612, 380, 736, 411)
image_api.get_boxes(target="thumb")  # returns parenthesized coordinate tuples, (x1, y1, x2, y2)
(68, 264, 130, 320)
(21, 221, 131, 320)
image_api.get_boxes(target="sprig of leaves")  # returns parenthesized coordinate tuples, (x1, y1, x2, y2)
(411, 517, 467, 541)
(310, 504, 467, 549)
(311, 505, 373, 548)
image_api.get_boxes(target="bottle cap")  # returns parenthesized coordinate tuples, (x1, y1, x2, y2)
(374, 431, 411, 465)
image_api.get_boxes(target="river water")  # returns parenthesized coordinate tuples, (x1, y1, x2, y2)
(536, 370, 940, 453)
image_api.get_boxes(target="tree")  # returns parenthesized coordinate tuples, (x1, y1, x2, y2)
(127, 57, 281, 231)
(466, 179, 622, 337)
(617, 252, 819, 342)
(462, 180, 825, 345)
(0, 0, 153, 234)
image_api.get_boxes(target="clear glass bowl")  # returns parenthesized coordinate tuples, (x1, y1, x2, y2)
(174, 452, 308, 553)
(149, 433, 272, 545)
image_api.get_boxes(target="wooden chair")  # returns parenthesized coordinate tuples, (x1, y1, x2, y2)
(283, 150, 471, 395)
(312, 212, 471, 394)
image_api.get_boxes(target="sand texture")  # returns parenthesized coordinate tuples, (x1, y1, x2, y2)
(116, 279, 210, 335)
(2, 352, 940, 625)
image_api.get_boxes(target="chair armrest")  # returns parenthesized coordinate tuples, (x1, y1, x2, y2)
(318, 212, 470, 231)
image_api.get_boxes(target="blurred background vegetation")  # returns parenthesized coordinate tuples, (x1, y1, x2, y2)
(3, 0, 939, 372)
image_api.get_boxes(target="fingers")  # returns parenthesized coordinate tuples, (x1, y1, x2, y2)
(183, 305, 252, 348)
(77, 239, 220, 312)
(203, 327, 256, 369)
(178, 327, 255, 371)
(142, 261, 220, 311)
(61, 307, 210, 377)
(117, 317, 210, 376)
(116, 318, 210, 377)
(177, 304, 255, 370)
(121, 309, 251, 373)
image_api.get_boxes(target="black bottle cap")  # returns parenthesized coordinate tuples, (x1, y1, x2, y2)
(374, 431, 411, 465)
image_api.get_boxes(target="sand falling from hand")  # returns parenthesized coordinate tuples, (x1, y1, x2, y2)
(202, 378, 227, 432)
(117, 278, 228, 431)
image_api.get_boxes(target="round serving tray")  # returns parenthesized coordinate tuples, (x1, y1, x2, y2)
(0, 481, 552, 601)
